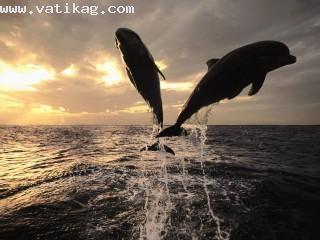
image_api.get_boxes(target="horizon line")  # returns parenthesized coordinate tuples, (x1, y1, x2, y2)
(0, 124, 319, 126)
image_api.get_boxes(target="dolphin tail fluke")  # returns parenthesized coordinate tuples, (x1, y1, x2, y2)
(140, 142, 175, 155)
(156, 124, 187, 138)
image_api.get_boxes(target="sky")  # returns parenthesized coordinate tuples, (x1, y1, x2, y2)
(0, 0, 319, 125)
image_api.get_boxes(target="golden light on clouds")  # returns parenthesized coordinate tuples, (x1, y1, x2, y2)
(171, 103, 184, 109)
(96, 60, 124, 86)
(220, 96, 252, 104)
(18, 104, 67, 125)
(120, 102, 150, 114)
(3, 39, 16, 48)
(0, 94, 24, 111)
(31, 105, 66, 114)
(0, 61, 55, 91)
(160, 81, 193, 91)
(155, 60, 168, 71)
(61, 64, 77, 77)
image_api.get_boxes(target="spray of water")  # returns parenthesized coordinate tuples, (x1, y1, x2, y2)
(139, 105, 231, 239)
(199, 125, 224, 240)
(186, 106, 230, 240)
(139, 126, 173, 240)
(139, 155, 173, 239)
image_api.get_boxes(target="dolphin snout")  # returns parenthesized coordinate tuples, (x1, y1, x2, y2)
(288, 55, 297, 64)
(279, 54, 296, 65)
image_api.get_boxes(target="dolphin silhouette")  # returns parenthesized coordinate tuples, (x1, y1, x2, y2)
(115, 28, 165, 127)
(115, 28, 174, 154)
(157, 41, 296, 138)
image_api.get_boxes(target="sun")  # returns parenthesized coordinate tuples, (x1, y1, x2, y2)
(0, 61, 55, 91)
(96, 61, 123, 86)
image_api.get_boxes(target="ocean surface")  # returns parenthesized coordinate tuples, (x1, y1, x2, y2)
(0, 125, 319, 240)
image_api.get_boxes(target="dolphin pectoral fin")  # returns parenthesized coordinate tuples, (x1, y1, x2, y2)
(143, 46, 165, 80)
(248, 72, 267, 96)
(140, 142, 175, 155)
(206, 58, 220, 70)
(158, 68, 166, 80)
(126, 68, 137, 88)
(154, 63, 166, 80)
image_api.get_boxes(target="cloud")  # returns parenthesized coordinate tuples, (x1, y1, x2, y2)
(160, 81, 194, 92)
(0, 0, 319, 124)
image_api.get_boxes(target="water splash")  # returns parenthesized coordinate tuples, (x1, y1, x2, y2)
(185, 106, 230, 240)
(139, 155, 173, 239)
(187, 105, 214, 126)
(199, 125, 224, 240)
(139, 128, 173, 240)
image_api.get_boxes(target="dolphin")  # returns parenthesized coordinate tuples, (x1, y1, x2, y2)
(115, 28, 174, 154)
(157, 41, 296, 138)
(115, 28, 165, 127)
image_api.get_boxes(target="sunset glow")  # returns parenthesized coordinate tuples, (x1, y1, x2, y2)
(155, 60, 168, 71)
(120, 102, 150, 114)
(0, 61, 54, 91)
(160, 81, 193, 91)
(61, 64, 77, 77)
(31, 105, 66, 114)
(96, 61, 124, 86)
(0, 3, 318, 238)
(0, 0, 317, 125)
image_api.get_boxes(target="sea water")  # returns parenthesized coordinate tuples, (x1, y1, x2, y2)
(0, 125, 319, 240)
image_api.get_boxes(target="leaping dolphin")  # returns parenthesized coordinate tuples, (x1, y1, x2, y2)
(115, 28, 174, 154)
(115, 28, 165, 126)
(157, 41, 296, 138)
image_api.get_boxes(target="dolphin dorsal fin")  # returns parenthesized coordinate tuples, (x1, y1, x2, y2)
(248, 72, 267, 96)
(206, 58, 220, 70)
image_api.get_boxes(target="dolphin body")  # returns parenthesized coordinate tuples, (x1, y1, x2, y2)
(157, 41, 296, 138)
(115, 28, 165, 126)
(115, 28, 174, 154)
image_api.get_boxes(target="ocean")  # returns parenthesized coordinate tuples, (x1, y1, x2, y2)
(0, 125, 319, 240)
